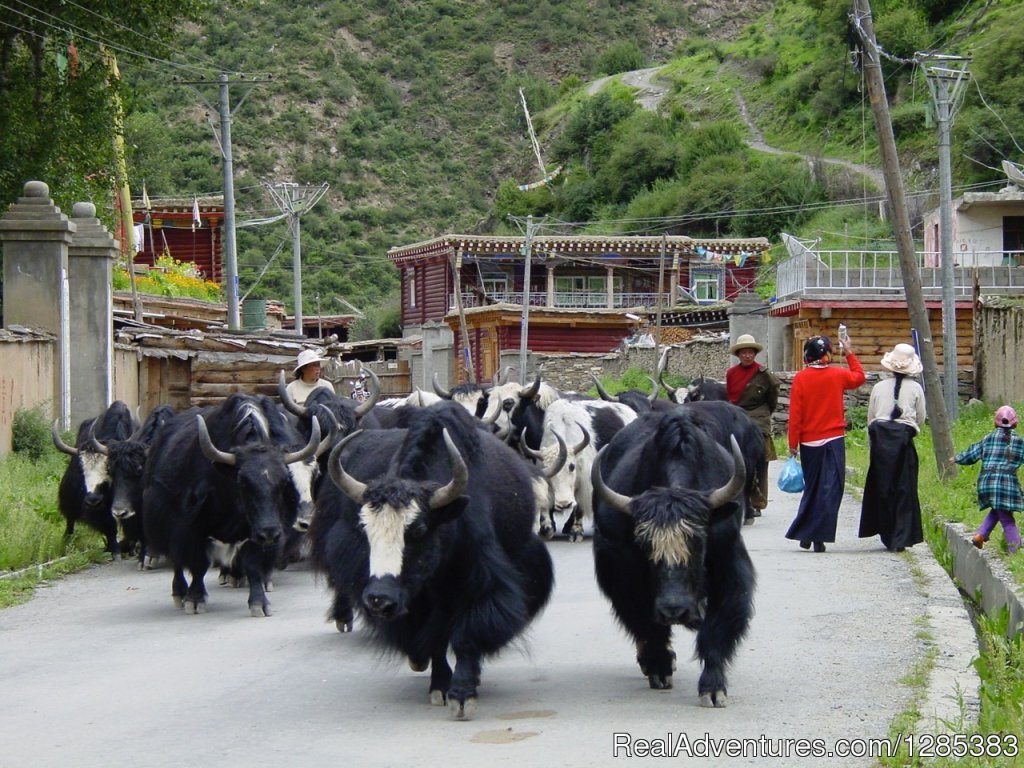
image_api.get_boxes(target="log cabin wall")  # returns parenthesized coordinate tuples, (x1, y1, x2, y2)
(785, 304, 975, 373)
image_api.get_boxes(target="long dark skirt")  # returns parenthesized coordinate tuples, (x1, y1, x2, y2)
(785, 439, 845, 543)
(858, 421, 923, 550)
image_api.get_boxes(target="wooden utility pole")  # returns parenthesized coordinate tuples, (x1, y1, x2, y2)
(452, 249, 475, 383)
(852, 0, 957, 478)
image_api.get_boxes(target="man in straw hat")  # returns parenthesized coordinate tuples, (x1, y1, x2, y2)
(858, 343, 927, 552)
(286, 348, 335, 405)
(726, 334, 781, 521)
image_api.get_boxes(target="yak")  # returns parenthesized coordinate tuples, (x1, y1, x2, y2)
(591, 408, 754, 708)
(309, 402, 554, 720)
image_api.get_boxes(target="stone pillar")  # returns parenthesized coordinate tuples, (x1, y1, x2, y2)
(0, 181, 75, 427)
(606, 267, 614, 308)
(546, 264, 555, 307)
(68, 202, 117, 424)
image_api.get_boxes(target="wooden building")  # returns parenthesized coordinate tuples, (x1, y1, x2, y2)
(388, 233, 770, 384)
(131, 195, 224, 282)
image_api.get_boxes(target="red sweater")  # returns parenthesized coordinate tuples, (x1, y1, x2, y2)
(788, 353, 865, 451)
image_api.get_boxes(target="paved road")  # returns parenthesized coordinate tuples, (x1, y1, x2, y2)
(0, 461, 974, 768)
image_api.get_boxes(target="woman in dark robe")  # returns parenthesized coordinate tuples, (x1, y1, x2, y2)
(858, 343, 927, 552)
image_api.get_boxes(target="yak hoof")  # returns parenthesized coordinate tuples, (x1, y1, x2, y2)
(172, 595, 184, 609)
(569, 530, 585, 543)
(265, 580, 274, 593)
(648, 674, 673, 690)
(183, 599, 206, 615)
(335, 619, 353, 633)
(429, 689, 447, 707)
(111, 552, 123, 562)
(538, 525, 554, 541)
(448, 696, 478, 721)
(699, 690, 728, 708)
(250, 603, 271, 618)
(409, 658, 429, 672)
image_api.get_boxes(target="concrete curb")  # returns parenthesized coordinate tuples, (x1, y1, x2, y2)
(943, 521, 1024, 637)
(908, 543, 981, 732)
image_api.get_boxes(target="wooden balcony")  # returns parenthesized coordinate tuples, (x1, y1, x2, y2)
(450, 291, 681, 311)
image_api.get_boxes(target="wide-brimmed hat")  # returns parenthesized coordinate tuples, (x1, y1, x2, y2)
(293, 348, 324, 374)
(729, 334, 763, 355)
(880, 343, 922, 375)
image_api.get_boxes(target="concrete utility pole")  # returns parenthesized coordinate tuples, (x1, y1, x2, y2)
(519, 215, 536, 385)
(918, 53, 970, 421)
(851, 0, 957, 479)
(264, 182, 329, 335)
(178, 73, 272, 330)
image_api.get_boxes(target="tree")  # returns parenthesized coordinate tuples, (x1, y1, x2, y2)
(0, 1, 212, 217)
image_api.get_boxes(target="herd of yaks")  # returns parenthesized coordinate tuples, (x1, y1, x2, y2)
(49, 354, 761, 719)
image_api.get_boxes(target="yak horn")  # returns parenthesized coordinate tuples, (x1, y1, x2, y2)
(591, 445, 633, 516)
(519, 370, 541, 400)
(646, 376, 660, 404)
(278, 369, 307, 417)
(590, 373, 619, 403)
(327, 430, 368, 504)
(428, 429, 469, 510)
(51, 421, 79, 456)
(431, 371, 452, 399)
(283, 418, 321, 465)
(353, 368, 381, 419)
(87, 421, 109, 456)
(658, 372, 678, 401)
(707, 435, 747, 510)
(196, 415, 236, 466)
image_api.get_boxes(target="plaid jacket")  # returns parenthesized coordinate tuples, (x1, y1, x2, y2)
(954, 429, 1024, 512)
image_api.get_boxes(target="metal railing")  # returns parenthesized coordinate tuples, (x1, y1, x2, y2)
(776, 249, 1024, 299)
(450, 291, 675, 310)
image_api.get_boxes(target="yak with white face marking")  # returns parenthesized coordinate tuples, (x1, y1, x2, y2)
(591, 408, 754, 708)
(53, 401, 138, 560)
(309, 402, 554, 720)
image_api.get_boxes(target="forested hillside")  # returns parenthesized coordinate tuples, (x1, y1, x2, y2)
(2, 0, 1023, 334)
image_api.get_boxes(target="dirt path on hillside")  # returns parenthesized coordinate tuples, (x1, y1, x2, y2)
(588, 68, 885, 191)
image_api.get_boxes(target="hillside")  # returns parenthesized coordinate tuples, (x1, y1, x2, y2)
(3, 0, 1023, 334)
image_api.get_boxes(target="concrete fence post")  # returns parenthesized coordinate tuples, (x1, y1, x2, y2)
(0, 181, 75, 428)
(68, 202, 117, 425)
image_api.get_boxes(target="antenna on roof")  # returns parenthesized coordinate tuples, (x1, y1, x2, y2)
(516, 88, 562, 191)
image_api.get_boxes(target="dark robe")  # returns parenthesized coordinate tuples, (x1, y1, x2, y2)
(785, 439, 845, 544)
(859, 420, 923, 550)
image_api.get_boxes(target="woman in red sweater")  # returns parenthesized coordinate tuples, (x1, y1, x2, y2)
(786, 335, 866, 552)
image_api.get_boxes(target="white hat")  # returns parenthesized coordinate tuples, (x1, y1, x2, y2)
(881, 343, 922, 375)
(294, 348, 324, 374)
(729, 334, 763, 355)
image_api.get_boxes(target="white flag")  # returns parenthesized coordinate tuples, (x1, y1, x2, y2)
(192, 197, 201, 231)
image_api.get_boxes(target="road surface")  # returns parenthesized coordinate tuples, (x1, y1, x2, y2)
(0, 460, 972, 768)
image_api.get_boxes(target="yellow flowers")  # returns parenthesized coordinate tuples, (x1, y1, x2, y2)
(113, 254, 223, 302)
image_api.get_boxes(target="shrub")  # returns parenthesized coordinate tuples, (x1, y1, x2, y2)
(595, 41, 646, 76)
(11, 407, 52, 461)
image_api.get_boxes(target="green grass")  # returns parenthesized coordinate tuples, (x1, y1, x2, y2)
(0, 448, 106, 609)
(844, 400, 1024, 766)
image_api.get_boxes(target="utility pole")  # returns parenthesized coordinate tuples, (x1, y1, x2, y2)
(519, 215, 536, 385)
(918, 52, 970, 420)
(451, 249, 476, 383)
(851, 0, 957, 479)
(178, 72, 272, 330)
(264, 182, 329, 336)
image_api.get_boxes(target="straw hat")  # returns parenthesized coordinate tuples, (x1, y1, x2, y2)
(729, 334, 763, 355)
(293, 348, 324, 374)
(880, 343, 923, 375)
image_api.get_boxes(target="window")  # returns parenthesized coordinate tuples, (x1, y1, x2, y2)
(408, 270, 417, 307)
(691, 268, 724, 303)
(482, 277, 508, 297)
(555, 276, 586, 293)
